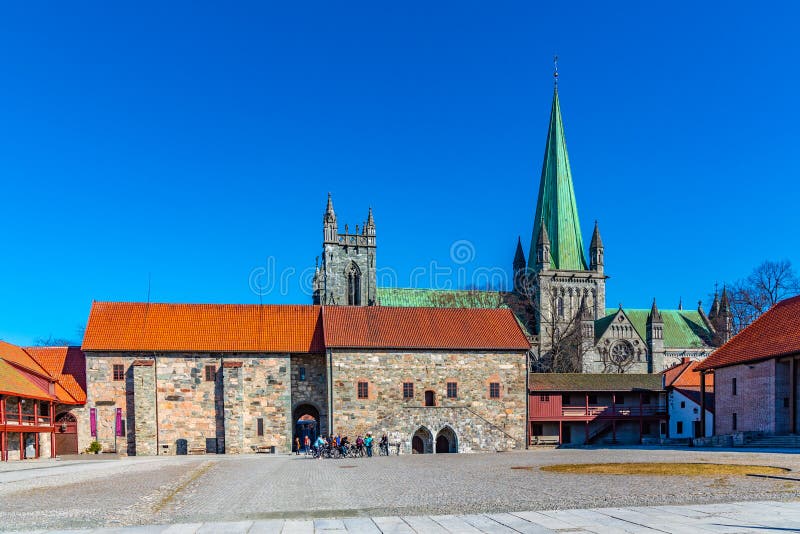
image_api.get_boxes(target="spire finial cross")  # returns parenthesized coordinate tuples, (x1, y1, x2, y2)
(553, 55, 559, 87)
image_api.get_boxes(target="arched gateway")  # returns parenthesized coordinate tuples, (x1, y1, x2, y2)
(293, 404, 320, 451)
(411, 426, 433, 454)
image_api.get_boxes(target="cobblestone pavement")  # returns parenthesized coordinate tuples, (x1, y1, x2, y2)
(2, 447, 800, 531)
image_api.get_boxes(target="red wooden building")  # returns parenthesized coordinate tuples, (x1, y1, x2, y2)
(0, 341, 86, 461)
(529, 373, 667, 445)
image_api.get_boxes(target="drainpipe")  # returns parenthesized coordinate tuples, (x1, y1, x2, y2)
(153, 353, 160, 455)
(525, 351, 530, 449)
(327, 347, 334, 436)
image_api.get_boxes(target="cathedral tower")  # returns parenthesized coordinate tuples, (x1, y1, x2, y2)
(313, 194, 377, 305)
(528, 71, 607, 344)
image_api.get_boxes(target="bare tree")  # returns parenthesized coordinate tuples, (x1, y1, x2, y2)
(718, 260, 800, 334)
(33, 335, 77, 347)
(526, 285, 590, 373)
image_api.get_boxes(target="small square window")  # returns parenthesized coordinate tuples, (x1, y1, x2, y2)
(540, 394, 550, 402)
(403, 382, 414, 399)
(204, 365, 216, 382)
(446, 382, 458, 399)
(357, 381, 369, 399)
(299, 367, 306, 382)
(489, 382, 500, 399)
(680, 401, 686, 409)
(113, 364, 124, 381)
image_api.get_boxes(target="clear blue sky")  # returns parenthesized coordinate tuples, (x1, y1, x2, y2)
(1, 1, 799, 345)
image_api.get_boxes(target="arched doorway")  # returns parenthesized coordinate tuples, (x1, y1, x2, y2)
(55, 412, 78, 456)
(293, 404, 320, 452)
(435, 426, 458, 453)
(411, 426, 433, 454)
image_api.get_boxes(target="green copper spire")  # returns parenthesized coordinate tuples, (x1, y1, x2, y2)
(529, 84, 588, 271)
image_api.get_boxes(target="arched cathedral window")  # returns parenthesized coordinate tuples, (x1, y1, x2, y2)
(346, 263, 361, 305)
(557, 296, 564, 318)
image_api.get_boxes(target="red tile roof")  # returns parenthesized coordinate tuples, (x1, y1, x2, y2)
(662, 357, 714, 389)
(82, 302, 324, 353)
(697, 295, 800, 371)
(0, 340, 52, 378)
(25, 347, 87, 404)
(322, 306, 530, 350)
(0, 360, 54, 400)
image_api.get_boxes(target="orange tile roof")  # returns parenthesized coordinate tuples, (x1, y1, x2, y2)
(662, 357, 714, 389)
(0, 340, 52, 378)
(697, 295, 800, 371)
(0, 359, 54, 400)
(82, 302, 324, 353)
(25, 347, 87, 404)
(322, 306, 530, 350)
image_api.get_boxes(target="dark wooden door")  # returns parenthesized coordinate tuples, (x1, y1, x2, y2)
(425, 390, 435, 407)
(412, 435, 424, 454)
(55, 413, 78, 456)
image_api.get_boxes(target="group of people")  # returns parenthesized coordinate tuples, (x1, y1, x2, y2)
(294, 432, 390, 458)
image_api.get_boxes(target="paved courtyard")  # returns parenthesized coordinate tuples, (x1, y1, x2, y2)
(1, 448, 800, 532)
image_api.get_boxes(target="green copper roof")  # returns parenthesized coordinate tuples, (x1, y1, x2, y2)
(529, 88, 588, 271)
(601, 308, 713, 349)
(376, 287, 508, 308)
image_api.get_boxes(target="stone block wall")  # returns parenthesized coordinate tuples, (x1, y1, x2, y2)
(84, 354, 128, 453)
(329, 349, 527, 452)
(133, 361, 157, 455)
(715, 360, 777, 434)
(291, 354, 328, 437)
(84, 352, 294, 455)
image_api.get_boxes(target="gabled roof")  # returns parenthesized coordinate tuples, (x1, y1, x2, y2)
(376, 287, 509, 309)
(0, 359, 54, 400)
(322, 306, 530, 350)
(697, 295, 800, 371)
(0, 340, 52, 378)
(599, 308, 713, 349)
(529, 373, 664, 392)
(662, 357, 714, 389)
(82, 302, 324, 353)
(529, 88, 588, 272)
(25, 346, 87, 404)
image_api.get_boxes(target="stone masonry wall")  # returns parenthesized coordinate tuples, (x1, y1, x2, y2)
(715, 361, 776, 434)
(291, 354, 328, 437)
(84, 352, 294, 455)
(330, 349, 527, 452)
(84, 354, 128, 454)
(133, 361, 157, 455)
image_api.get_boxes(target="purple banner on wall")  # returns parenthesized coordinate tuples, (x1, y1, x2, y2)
(115, 408, 122, 437)
(90, 408, 97, 437)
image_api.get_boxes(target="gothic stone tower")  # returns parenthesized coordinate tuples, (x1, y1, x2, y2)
(526, 83, 607, 358)
(312, 194, 377, 305)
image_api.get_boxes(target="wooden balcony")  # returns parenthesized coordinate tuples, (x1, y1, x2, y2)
(560, 405, 667, 418)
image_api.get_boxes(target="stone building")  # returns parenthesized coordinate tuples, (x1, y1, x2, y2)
(80, 302, 528, 455)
